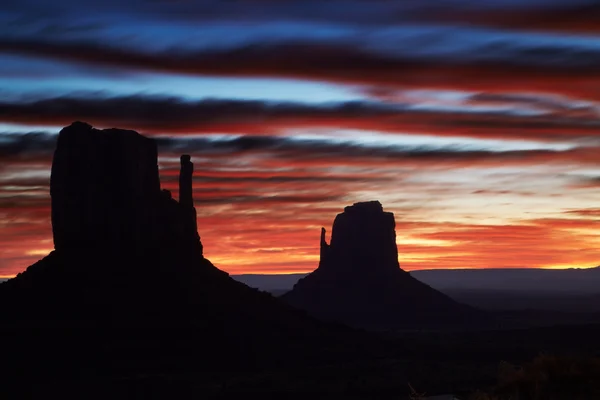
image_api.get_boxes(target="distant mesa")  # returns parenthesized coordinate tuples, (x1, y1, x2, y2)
(282, 200, 483, 330)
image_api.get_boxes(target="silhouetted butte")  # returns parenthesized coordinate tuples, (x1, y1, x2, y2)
(283, 201, 483, 330)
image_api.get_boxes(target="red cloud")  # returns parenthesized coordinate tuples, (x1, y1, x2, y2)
(433, 4, 600, 34)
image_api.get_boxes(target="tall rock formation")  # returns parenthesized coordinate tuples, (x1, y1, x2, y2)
(0, 123, 368, 390)
(177, 154, 203, 256)
(51, 122, 159, 252)
(50, 122, 203, 259)
(283, 201, 483, 330)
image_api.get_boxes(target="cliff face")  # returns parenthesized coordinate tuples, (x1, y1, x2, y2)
(283, 201, 483, 330)
(324, 201, 399, 279)
(50, 121, 202, 257)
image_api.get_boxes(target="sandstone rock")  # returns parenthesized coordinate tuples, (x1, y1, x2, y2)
(327, 200, 399, 278)
(50, 121, 161, 253)
(283, 201, 483, 330)
(50, 123, 203, 259)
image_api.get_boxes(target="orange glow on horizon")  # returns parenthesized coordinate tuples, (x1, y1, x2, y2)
(3, 174, 600, 277)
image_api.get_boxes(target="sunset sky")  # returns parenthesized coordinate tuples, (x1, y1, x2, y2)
(2, 0, 600, 277)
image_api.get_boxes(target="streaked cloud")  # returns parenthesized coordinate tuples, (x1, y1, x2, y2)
(1, 94, 599, 144)
(2, 0, 600, 276)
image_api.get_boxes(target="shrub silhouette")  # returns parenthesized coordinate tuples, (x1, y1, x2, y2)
(470, 354, 600, 400)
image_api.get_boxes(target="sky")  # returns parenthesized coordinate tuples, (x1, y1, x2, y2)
(2, 0, 600, 277)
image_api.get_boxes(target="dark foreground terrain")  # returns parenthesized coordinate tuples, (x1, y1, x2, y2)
(3, 321, 600, 398)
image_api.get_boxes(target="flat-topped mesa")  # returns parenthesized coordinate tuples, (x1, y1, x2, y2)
(325, 200, 398, 277)
(50, 122, 202, 257)
(51, 122, 161, 253)
(283, 200, 481, 330)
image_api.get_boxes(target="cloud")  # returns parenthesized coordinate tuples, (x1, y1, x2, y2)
(3, 157, 599, 276)
(3, 0, 597, 33)
(0, 131, 57, 159)
(432, 3, 600, 34)
(3, 0, 600, 278)
(567, 176, 600, 189)
(401, 217, 600, 270)
(3, 35, 600, 100)
(1, 94, 600, 143)
(3, 127, 600, 171)
(565, 208, 600, 218)
(2, 123, 600, 277)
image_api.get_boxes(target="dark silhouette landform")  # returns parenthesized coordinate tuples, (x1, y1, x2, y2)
(0, 122, 373, 393)
(282, 201, 484, 330)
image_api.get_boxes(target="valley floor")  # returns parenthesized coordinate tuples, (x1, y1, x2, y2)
(2, 322, 600, 399)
